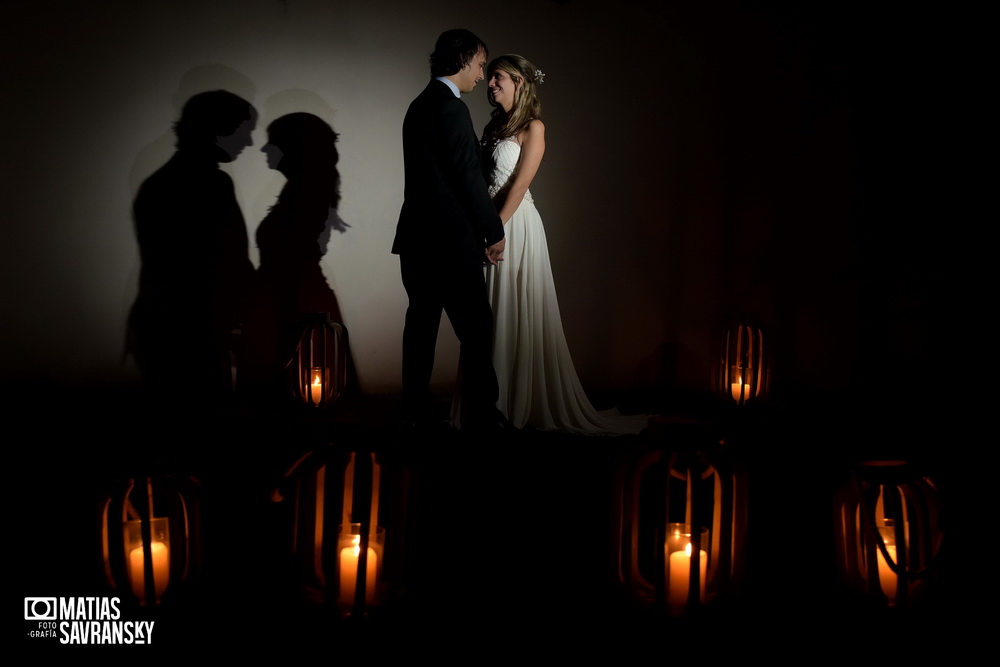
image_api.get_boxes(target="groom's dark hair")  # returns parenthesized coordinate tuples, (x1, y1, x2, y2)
(429, 29, 488, 77)
(173, 90, 254, 149)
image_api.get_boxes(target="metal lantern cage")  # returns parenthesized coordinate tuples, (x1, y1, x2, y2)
(612, 418, 748, 615)
(291, 313, 347, 407)
(833, 460, 945, 607)
(273, 444, 410, 617)
(717, 321, 770, 405)
(99, 474, 202, 606)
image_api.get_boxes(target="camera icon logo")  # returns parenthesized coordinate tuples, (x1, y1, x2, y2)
(24, 597, 57, 621)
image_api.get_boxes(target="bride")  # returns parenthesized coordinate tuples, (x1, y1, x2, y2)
(477, 54, 646, 435)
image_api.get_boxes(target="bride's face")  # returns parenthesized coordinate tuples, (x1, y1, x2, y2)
(487, 68, 517, 112)
(261, 141, 283, 170)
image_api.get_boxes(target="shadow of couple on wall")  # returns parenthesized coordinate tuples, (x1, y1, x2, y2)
(127, 91, 355, 420)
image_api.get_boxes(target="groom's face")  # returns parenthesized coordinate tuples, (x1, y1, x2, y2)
(215, 116, 256, 163)
(454, 48, 487, 94)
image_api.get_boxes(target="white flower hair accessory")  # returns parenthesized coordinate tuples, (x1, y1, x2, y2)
(533, 68, 545, 84)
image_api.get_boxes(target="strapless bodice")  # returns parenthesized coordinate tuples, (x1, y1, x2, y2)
(487, 138, 533, 204)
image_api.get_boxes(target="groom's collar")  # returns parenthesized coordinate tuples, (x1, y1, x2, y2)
(435, 77, 461, 98)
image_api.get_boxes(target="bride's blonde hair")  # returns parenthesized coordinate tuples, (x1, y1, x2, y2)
(482, 54, 543, 149)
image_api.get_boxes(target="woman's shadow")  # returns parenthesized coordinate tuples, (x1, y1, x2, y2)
(242, 112, 357, 403)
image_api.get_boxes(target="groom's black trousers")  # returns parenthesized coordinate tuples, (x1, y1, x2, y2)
(400, 253, 499, 426)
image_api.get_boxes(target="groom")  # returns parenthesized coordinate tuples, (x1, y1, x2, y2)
(392, 29, 506, 432)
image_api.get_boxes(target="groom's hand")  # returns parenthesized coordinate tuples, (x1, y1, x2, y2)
(485, 238, 506, 266)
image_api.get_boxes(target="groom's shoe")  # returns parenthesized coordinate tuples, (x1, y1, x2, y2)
(398, 412, 453, 436)
(493, 409, 516, 434)
(461, 408, 517, 439)
(396, 398, 453, 439)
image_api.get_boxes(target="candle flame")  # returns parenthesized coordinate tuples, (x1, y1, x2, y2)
(685, 542, 692, 557)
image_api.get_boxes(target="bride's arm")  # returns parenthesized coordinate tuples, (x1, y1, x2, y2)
(496, 120, 545, 224)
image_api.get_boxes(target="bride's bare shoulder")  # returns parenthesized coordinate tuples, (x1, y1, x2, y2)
(517, 119, 545, 145)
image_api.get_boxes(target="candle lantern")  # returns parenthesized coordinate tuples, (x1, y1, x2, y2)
(292, 313, 347, 407)
(716, 320, 770, 405)
(274, 444, 409, 616)
(100, 474, 202, 606)
(611, 418, 748, 615)
(833, 460, 944, 607)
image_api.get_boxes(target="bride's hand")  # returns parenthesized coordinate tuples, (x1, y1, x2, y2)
(485, 238, 505, 266)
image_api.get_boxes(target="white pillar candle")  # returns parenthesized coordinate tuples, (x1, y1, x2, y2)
(667, 542, 707, 612)
(339, 535, 378, 607)
(877, 544, 898, 603)
(310, 368, 323, 405)
(128, 541, 169, 603)
(731, 381, 745, 402)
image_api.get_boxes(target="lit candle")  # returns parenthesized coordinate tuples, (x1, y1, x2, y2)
(877, 544, 898, 603)
(667, 542, 707, 611)
(731, 378, 751, 402)
(310, 368, 323, 405)
(128, 541, 170, 603)
(339, 534, 378, 607)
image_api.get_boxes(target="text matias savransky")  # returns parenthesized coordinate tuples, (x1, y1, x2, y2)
(28, 597, 156, 645)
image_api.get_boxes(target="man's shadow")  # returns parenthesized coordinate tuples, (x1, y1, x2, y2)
(126, 90, 257, 410)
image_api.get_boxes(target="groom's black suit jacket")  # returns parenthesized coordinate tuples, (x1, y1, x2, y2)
(392, 78, 504, 427)
(392, 79, 503, 263)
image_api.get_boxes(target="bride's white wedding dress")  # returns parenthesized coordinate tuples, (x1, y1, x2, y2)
(482, 137, 646, 435)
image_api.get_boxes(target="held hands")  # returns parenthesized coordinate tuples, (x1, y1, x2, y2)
(485, 237, 506, 266)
